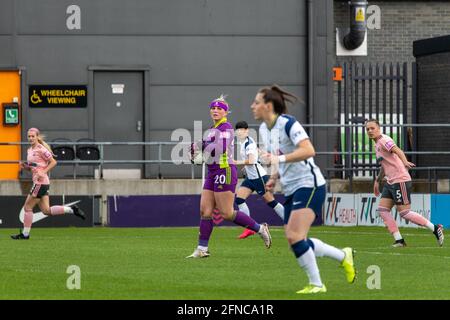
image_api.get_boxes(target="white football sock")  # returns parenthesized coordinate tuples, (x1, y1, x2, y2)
(393, 231, 403, 241)
(310, 238, 345, 262)
(238, 203, 250, 216)
(273, 203, 285, 220)
(297, 248, 323, 287)
(425, 221, 435, 232)
(64, 206, 74, 214)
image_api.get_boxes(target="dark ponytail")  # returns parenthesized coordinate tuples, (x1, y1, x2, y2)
(258, 84, 298, 115)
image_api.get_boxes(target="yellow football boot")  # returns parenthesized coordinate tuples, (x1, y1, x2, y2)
(341, 247, 356, 284)
(296, 284, 327, 294)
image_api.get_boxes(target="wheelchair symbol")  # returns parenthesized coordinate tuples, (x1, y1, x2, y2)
(30, 90, 42, 104)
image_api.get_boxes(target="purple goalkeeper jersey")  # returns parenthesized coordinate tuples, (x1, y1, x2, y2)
(202, 117, 236, 172)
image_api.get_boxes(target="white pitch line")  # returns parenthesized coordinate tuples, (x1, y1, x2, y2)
(311, 230, 435, 237)
(371, 246, 445, 250)
(359, 250, 450, 260)
(243, 228, 439, 239)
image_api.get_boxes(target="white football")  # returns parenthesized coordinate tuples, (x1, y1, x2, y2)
(192, 152, 204, 165)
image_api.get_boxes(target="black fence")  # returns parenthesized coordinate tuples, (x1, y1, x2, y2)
(335, 62, 413, 178)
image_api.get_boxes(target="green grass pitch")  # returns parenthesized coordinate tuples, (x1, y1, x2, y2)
(0, 226, 448, 300)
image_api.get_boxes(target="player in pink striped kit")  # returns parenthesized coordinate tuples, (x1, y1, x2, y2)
(365, 119, 444, 247)
(11, 128, 85, 240)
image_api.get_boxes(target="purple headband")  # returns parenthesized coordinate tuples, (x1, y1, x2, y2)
(209, 100, 229, 112)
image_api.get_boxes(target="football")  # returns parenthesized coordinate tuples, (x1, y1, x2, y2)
(191, 151, 204, 165)
(190, 142, 204, 165)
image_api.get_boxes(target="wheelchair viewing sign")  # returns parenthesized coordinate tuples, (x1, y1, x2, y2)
(29, 85, 87, 108)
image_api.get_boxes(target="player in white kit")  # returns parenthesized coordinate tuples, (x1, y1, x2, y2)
(234, 121, 284, 239)
(253, 85, 356, 294)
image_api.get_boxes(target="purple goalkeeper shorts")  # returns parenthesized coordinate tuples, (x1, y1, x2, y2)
(203, 166, 238, 193)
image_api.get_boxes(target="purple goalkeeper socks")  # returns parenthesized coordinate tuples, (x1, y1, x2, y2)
(233, 211, 260, 232)
(198, 218, 214, 247)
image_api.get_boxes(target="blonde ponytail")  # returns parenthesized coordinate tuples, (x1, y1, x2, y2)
(37, 135, 55, 156)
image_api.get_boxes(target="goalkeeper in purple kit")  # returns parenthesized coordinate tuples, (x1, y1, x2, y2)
(187, 95, 272, 258)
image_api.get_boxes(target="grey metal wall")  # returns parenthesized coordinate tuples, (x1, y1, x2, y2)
(310, 0, 335, 177)
(0, 0, 334, 178)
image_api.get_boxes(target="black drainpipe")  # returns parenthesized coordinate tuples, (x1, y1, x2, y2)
(343, 0, 368, 50)
(307, 0, 314, 140)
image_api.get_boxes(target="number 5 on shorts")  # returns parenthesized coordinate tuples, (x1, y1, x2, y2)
(396, 189, 402, 202)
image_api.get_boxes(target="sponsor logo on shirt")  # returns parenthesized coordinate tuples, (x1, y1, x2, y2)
(220, 132, 231, 139)
(384, 140, 395, 150)
(292, 131, 303, 139)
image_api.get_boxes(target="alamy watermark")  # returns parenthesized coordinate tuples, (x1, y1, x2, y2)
(366, 265, 381, 290)
(366, 5, 381, 30)
(66, 265, 81, 290)
(170, 120, 282, 175)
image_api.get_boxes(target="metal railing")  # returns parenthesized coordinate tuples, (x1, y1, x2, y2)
(2, 123, 450, 188)
(0, 141, 198, 179)
(335, 62, 413, 178)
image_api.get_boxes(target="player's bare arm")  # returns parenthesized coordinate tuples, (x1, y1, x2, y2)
(261, 139, 315, 164)
(391, 145, 415, 169)
(235, 153, 256, 166)
(374, 167, 385, 197)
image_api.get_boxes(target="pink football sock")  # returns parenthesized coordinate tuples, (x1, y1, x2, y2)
(50, 205, 65, 216)
(24, 209, 33, 228)
(400, 209, 433, 229)
(378, 206, 399, 234)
